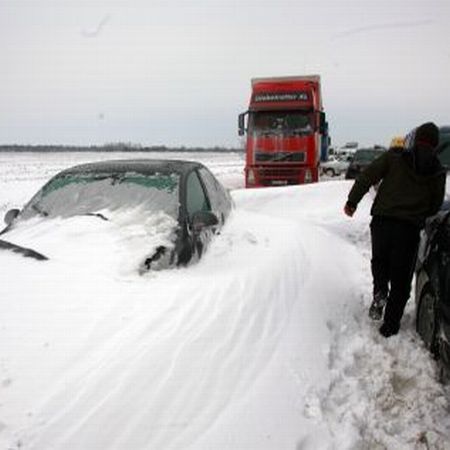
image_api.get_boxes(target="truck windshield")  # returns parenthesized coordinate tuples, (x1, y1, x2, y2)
(249, 111, 312, 136)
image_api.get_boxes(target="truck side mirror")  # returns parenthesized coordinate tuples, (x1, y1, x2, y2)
(319, 113, 326, 134)
(238, 112, 247, 136)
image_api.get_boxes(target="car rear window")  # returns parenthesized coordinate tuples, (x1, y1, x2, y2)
(353, 150, 384, 163)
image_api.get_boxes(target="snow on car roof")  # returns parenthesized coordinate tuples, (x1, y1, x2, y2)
(59, 159, 204, 176)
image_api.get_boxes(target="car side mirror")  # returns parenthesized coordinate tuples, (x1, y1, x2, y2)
(192, 211, 219, 234)
(4, 208, 20, 225)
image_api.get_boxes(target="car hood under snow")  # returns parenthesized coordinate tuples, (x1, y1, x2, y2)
(1, 208, 178, 277)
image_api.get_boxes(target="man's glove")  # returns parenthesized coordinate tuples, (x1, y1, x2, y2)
(344, 202, 356, 217)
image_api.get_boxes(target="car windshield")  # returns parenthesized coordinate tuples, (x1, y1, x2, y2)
(20, 171, 180, 220)
(249, 111, 312, 136)
(353, 150, 384, 163)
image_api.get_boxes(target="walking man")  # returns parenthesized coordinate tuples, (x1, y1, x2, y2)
(344, 122, 446, 337)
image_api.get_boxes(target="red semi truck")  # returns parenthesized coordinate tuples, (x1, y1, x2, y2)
(238, 75, 327, 188)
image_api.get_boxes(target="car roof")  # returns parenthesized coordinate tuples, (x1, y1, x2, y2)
(58, 159, 205, 177)
(355, 148, 385, 153)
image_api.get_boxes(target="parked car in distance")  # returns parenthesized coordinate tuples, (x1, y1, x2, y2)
(320, 155, 351, 177)
(345, 147, 386, 179)
(1, 159, 233, 271)
(415, 207, 450, 382)
(437, 125, 450, 171)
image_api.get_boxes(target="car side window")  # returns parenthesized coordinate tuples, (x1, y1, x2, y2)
(198, 167, 227, 213)
(186, 171, 210, 218)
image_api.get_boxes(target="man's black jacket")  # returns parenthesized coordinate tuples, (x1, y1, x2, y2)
(347, 148, 446, 227)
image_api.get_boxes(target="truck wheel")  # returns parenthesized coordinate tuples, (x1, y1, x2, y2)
(416, 285, 439, 356)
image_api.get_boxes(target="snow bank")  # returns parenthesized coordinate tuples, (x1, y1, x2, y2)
(0, 153, 449, 450)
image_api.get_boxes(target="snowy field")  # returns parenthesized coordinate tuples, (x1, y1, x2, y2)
(0, 152, 449, 450)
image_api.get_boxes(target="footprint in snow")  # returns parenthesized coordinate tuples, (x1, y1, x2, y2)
(2, 378, 12, 388)
(243, 231, 258, 245)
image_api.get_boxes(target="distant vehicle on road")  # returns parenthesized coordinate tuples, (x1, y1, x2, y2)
(345, 148, 386, 179)
(320, 156, 351, 177)
(1, 160, 233, 270)
(333, 141, 358, 160)
(415, 207, 450, 382)
(437, 125, 450, 171)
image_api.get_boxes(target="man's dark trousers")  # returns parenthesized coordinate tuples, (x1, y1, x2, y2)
(370, 216, 421, 327)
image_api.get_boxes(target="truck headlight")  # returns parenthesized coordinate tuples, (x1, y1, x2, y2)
(304, 169, 313, 183)
(247, 169, 256, 186)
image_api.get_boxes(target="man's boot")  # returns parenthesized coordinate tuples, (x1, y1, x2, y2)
(369, 292, 387, 320)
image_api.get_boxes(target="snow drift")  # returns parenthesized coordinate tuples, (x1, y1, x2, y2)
(0, 152, 449, 449)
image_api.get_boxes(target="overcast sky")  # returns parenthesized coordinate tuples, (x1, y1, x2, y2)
(1, 0, 449, 148)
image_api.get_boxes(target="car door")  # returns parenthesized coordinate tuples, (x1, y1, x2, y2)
(184, 169, 214, 261)
(198, 167, 232, 225)
(438, 217, 450, 344)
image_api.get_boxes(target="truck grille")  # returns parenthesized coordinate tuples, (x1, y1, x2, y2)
(257, 166, 304, 185)
(255, 151, 305, 163)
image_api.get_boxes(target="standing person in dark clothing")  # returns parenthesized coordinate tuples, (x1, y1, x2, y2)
(344, 122, 446, 337)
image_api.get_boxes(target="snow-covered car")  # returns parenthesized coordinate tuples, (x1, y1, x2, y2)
(0, 159, 233, 271)
(415, 207, 450, 382)
(320, 156, 351, 177)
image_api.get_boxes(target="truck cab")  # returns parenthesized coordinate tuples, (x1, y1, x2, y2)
(239, 75, 326, 188)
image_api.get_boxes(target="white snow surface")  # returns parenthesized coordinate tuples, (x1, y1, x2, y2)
(0, 152, 449, 450)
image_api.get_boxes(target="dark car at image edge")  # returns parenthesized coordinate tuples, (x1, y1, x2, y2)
(415, 125, 450, 382)
(415, 209, 450, 382)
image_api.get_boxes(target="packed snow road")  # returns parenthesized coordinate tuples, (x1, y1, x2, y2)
(0, 152, 449, 449)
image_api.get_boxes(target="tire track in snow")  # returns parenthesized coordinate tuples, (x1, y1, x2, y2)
(303, 216, 450, 449)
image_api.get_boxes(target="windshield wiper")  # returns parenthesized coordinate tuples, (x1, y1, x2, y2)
(290, 127, 312, 135)
(256, 128, 287, 137)
(32, 204, 49, 217)
(83, 212, 109, 221)
(0, 239, 48, 261)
